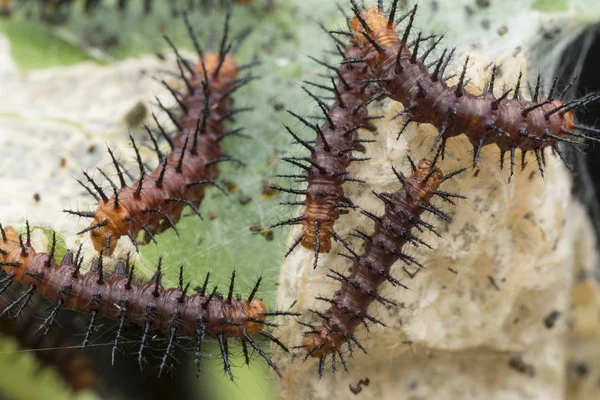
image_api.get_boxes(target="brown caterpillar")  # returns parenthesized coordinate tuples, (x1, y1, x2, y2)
(272, 40, 380, 268)
(0, 222, 297, 380)
(0, 0, 10, 16)
(349, 1, 600, 178)
(0, 295, 97, 392)
(301, 158, 464, 376)
(66, 11, 251, 255)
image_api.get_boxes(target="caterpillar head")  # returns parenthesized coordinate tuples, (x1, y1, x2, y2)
(352, 7, 396, 52)
(301, 325, 343, 359)
(89, 212, 121, 255)
(244, 297, 268, 334)
(195, 53, 238, 84)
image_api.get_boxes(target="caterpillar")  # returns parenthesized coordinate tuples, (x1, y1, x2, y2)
(273, 40, 380, 268)
(301, 158, 464, 376)
(349, 1, 600, 178)
(66, 10, 252, 255)
(0, 0, 9, 16)
(0, 222, 298, 380)
(0, 295, 97, 393)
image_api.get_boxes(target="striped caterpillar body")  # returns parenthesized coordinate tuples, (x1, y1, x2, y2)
(350, 1, 600, 178)
(68, 11, 250, 255)
(0, 223, 297, 379)
(0, 297, 97, 392)
(301, 159, 464, 375)
(274, 41, 379, 267)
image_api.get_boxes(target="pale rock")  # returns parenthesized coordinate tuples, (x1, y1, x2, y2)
(275, 52, 595, 400)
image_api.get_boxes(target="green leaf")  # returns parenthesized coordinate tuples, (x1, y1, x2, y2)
(532, 0, 569, 12)
(0, 337, 100, 400)
(0, 20, 92, 70)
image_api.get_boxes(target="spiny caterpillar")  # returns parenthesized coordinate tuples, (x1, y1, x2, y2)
(0, 222, 298, 380)
(350, 1, 600, 178)
(273, 41, 379, 268)
(0, 296, 97, 392)
(66, 10, 252, 255)
(301, 158, 464, 376)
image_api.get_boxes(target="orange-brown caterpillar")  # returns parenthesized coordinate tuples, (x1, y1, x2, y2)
(67, 12, 251, 255)
(273, 41, 379, 268)
(0, 296, 97, 392)
(301, 159, 464, 375)
(350, 2, 600, 178)
(0, 222, 297, 379)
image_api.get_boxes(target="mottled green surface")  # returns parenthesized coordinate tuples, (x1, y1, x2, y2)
(533, 0, 570, 12)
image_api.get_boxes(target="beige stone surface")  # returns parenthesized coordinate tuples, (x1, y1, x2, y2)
(275, 53, 596, 400)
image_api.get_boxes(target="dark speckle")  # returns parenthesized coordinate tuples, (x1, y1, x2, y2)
(249, 224, 274, 241)
(477, 0, 491, 7)
(99, 35, 119, 49)
(349, 378, 370, 395)
(269, 96, 285, 111)
(33, 193, 41, 202)
(568, 362, 590, 378)
(465, 6, 474, 16)
(262, 180, 279, 199)
(222, 179, 239, 193)
(481, 19, 490, 30)
(543, 26, 561, 40)
(509, 356, 536, 377)
(239, 195, 252, 205)
(488, 275, 500, 291)
(513, 46, 522, 57)
(544, 310, 561, 329)
(263, 228, 274, 241)
(495, 64, 504, 77)
(88, 144, 97, 154)
(124, 101, 147, 127)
